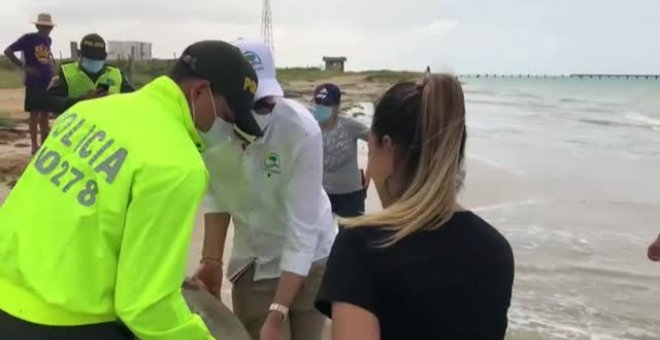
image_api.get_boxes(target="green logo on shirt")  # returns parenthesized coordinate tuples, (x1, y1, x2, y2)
(263, 152, 281, 176)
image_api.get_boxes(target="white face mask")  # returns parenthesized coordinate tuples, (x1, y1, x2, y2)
(192, 88, 230, 148)
(199, 117, 235, 150)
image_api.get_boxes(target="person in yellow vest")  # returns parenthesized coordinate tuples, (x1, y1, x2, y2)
(47, 33, 134, 115)
(0, 40, 261, 340)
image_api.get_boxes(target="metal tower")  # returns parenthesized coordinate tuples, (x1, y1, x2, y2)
(261, 0, 274, 53)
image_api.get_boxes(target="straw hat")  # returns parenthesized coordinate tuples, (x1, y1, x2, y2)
(32, 13, 55, 27)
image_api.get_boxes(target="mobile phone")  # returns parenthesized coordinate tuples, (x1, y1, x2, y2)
(228, 258, 257, 284)
(97, 83, 110, 92)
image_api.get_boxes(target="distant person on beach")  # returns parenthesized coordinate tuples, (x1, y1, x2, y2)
(192, 39, 335, 340)
(3, 13, 55, 155)
(47, 33, 134, 115)
(312, 83, 370, 217)
(648, 234, 660, 261)
(0, 40, 260, 339)
(315, 74, 514, 340)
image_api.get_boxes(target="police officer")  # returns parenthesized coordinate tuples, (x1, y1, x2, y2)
(0, 40, 261, 340)
(47, 33, 134, 115)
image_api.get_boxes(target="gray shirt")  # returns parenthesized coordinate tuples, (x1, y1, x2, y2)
(322, 116, 370, 194)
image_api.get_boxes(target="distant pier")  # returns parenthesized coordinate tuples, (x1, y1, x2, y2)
(458, 74, 660, 80)
(570, 74, 660, 80)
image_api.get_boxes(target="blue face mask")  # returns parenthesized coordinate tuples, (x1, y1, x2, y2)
(81, 58, 105, 74)
(311, 104, 333, 123)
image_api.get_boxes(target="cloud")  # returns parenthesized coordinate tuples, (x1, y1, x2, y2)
(411, 20, 459, 35)
(20, 0, 259, 25)
(2, 0, 659, 73)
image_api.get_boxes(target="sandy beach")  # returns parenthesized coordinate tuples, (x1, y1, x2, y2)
(2, 75, 659, 339)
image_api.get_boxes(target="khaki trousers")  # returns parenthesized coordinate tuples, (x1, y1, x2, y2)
(231, 261, 327, 340)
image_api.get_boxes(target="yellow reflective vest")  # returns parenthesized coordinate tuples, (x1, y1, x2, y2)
(61, 62, 123, 98)
(0, 76, 213, 339)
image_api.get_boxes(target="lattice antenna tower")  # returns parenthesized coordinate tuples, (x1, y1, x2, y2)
(261, 0, 274, 54)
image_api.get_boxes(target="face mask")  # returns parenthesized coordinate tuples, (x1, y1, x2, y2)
(252, 111, 272, 132)
(311, 104, 333, 123)
(81, 58, 104, 74)
(199, 117, 235, 150)
(193, 88, 224, 148)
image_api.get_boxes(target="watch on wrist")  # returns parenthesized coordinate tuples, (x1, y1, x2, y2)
(269, 303, 289, 320)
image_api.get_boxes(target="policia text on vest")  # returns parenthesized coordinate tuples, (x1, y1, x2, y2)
(35, 110, 127, 206)
(47, 61, 134, 115)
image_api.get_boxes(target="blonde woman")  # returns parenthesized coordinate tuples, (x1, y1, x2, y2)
(315, 74, 514, 340)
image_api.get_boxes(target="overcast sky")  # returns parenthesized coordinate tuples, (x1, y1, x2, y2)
(1, 0, 659, 74)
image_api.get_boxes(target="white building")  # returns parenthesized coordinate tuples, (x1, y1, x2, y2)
(107, 41, 152, 61)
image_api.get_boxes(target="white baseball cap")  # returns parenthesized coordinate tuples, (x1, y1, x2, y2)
(233, 39, 283, 100)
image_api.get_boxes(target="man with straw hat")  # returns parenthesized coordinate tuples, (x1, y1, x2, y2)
(4, 13, 56, 155)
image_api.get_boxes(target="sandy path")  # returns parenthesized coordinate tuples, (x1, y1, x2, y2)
(0, 88, 26, 119)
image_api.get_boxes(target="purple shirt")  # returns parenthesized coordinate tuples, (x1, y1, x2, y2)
(9, 33, 53, 88)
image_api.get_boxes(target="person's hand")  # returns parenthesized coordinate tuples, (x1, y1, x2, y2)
(648, 235, 660, 262)
(191, 259, 223, 298)
(259, 312, 285, 340)
(82, 88, 109, 100)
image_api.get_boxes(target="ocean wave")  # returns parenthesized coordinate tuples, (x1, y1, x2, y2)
(464, 89, 497, 96)
(580, 107, 618, 114)
(507, 91, 541, 99)
(469, 98, 562, 112)
(516, 264, 660, 281)
(472, 198, 551, 213)
(577, 117, 659, 131)
(625, 111, 660, 127)
(558, 97, 589, 104)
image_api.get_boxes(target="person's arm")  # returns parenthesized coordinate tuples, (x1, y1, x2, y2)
(120, 71, 136, 93)
(315, 229, 380, 340)
(193, 212, 231, 297)
(345, 117, 371, 189)
(193, 181, 232, 297)
(46, 67, 77, 115)
(4, 36, 25, 69)
(47, 67, 110, 114)
(114, 165, 213, 339)
(261, 131, 327, 336)
(345, 116, 370, 141)
(332, 303, 380, 340)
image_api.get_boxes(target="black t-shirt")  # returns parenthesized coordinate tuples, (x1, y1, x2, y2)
(315, 211, 514, 340)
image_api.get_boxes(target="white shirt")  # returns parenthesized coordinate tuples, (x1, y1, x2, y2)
(203, 97, 336, 281)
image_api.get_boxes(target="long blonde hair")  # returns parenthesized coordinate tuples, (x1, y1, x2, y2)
(340, 74, 466, 245)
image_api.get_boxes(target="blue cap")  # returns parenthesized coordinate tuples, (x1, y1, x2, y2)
(313, 83, 341, 106)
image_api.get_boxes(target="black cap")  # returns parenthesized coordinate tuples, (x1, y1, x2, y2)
(80, 34, 107, 60)
(313, 83, 342, 106)
(176, 41, 262, 139)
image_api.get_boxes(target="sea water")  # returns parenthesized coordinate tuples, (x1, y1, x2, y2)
(351, 77, 660, 340)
